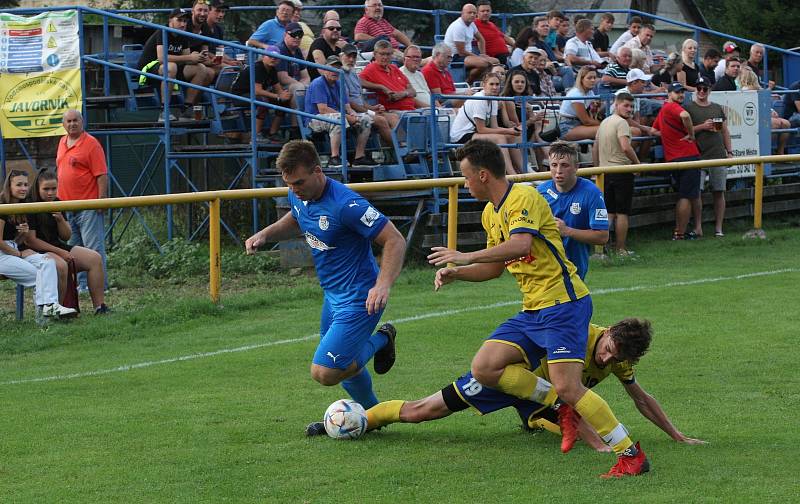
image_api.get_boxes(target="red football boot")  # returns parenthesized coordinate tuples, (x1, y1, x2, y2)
(557, 404, 580, 453)
(601, 442, 651, 478)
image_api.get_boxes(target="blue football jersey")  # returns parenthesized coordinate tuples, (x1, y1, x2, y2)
(538, 178, 608, 279)
(288, 178, 388, 306)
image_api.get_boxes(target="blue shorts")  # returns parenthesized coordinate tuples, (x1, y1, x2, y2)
(449, 371, 548, 422)
(312, 295, 383, 370)
(490, 295, 593, 363)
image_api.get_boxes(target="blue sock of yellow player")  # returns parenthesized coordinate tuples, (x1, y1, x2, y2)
(574, 389, 635, 455)
(366, 400, 404, 430)
(341, 367, 379, 409)
(354, 331, 389, 369)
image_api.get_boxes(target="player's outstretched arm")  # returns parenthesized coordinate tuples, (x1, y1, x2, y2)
(624, 381, 707, 445)
(427, 232, 533, 267)
(245, 211, 301, 255)
(366, 221, 406, 315)
(434, 262, 505, 291)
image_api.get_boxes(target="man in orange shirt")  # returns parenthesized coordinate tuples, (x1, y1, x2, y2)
(56, 109, 108, 292)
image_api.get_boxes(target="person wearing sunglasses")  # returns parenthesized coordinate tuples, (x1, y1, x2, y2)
(276, 21, 310, 101)
(306, 19, 343, 81)
(684, 76, 733, 238)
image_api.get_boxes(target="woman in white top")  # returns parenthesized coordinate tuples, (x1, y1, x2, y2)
(557, 66, 601, 141)
(449, 72, 523, 174)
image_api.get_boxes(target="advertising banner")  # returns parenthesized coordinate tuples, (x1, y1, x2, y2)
(0, 10, 82, 138)
(708, 90, 761, 178)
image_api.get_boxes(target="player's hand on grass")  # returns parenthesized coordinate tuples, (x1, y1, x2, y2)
(245, 233, 265, 255)
(366, 284, 390, 315)
(434, 267, 457, 291)
(676, 435, 707, 445)
(427, 247, 471, 266)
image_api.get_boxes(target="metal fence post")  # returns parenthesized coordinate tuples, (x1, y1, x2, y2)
(209, 198, 221, 303)
(447, 183, 459, 251)
(754, 163, 763, 229)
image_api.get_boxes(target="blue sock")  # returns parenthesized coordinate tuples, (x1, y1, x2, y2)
(354, 331, 389, 369)
(341, 368, 379, 409)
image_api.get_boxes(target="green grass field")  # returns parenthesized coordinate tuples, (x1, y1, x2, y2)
(2, 219, 799, 503)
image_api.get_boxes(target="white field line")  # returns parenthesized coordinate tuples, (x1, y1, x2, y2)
(3, 267, 797, 386)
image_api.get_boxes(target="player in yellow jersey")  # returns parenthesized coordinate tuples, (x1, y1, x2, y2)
(427, 140, 649, 477)
(366, 318, 706, 452)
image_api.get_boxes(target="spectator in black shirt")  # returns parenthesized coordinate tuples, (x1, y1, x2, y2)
(137, 9, 215, 121)
(232, 47, 292, 142)
(185, 0, 212, 54)
(206, 0, 237, 67)
(592, 13, 614, 58)
(698, 48, 720, 86)
(712, 57, 740, 91)
(307, 18, 342, 81)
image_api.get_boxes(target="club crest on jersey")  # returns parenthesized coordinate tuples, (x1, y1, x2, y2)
(570, 202, 582, 215)
(360, 206, 381, 227)
(304, 231, 335, 251)
(319, 215, 329, 230)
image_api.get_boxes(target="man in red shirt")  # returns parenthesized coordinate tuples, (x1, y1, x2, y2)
(56, 109, 108, 290)
(359, 39, 419, 111)
(652, 83, 702, 241)
(354, 0, 412, 60)
(421, 44, 473, 107)
(475, 0, 513, 65)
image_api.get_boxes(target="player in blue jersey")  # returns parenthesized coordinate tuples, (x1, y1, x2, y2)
(537, 141, 609, 280)
(245, 140, 406, 435)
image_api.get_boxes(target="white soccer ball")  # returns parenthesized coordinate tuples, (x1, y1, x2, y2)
(323, 399, 368, 440)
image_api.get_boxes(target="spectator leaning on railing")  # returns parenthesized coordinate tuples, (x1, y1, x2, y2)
(248, 0, 295, 49)
(684, 76, 732, 238)
(443, 4, 499, 83)
(594, 92, 641, 256)
(652, 82, 702, 241)
(304, 55, 378, 168)
(474, 0, 514, 65)
(339, 44, 399, 145)
(359, 39, 419, 111)
(354, 0, 411, 59)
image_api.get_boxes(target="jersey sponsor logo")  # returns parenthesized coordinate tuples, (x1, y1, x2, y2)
(326, 351, 341, 363)
(570, 202, 582, 215)
(293, 205, 301, 215)
(521, 208, 529, 216)
(319, 215, 329, 230)
(595, 208, 608, 221)
(509, 214, 536, 226)
(546, 188, 559, 200)
(553, 346, 571, 354)
(348, 201, 359, 207)
(304, 231, 336, 251)
(504, 254, 536, 266)
(360, 206, 381, 227)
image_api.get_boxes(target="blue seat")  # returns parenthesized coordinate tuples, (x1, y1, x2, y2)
(210, 66, 247, 134)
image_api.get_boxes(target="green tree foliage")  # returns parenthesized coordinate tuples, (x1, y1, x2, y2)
(0, 0, 20, 8)
(697, 0, 800, 49)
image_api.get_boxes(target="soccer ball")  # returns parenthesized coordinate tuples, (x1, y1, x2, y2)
(323, 399, 368, 440)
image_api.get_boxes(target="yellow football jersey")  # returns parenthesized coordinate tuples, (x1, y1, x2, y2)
(481, 183, 589, 311)
(535, 324, 636, 386)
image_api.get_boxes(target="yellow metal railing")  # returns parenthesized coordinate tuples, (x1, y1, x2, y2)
(2, 154, 798, 302)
